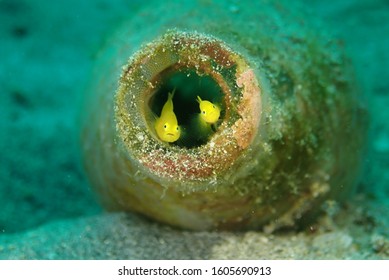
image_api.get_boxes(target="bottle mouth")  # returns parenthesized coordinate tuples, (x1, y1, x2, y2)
(116, 30, 261, 183)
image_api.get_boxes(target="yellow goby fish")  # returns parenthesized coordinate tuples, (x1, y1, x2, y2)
(197, 96, 220, 124)
(155, 90, 181, 143)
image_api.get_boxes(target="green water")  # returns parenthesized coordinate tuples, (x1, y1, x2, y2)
(0, 0, 387, 259)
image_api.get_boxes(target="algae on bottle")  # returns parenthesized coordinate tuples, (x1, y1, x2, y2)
(80, 0, 367, 231)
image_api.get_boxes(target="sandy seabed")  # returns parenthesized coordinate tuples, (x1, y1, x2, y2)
(0, 0, 388, 259)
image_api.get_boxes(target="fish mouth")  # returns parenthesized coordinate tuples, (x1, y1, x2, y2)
(206, 112, 219, 123)
(166, 133, 175, 136)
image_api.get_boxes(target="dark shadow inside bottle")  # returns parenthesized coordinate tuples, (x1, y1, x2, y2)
(149, 69, 225, 148)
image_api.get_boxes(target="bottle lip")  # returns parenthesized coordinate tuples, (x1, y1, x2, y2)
(115, 30, 262, 184)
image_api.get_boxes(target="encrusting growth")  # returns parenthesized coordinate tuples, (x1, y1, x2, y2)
(81, 0, 367, 231)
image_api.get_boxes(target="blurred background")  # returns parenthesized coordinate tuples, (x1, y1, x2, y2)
(0, 0, 387, 259)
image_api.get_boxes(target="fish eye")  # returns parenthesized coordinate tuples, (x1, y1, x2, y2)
(202, 111, 206, 114)
(176, 127, 179, 131)
(212, 105, 216, 108)
(163, 124, 167, 129)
